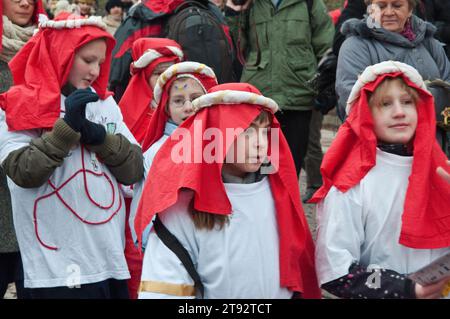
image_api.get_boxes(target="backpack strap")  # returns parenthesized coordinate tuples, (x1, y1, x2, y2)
(153, 214, 205, 298)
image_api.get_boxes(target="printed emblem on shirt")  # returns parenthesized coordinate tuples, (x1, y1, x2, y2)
(106, 123, 116, 134)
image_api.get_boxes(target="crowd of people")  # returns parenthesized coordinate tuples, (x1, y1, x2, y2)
(0, 0, 449, 300)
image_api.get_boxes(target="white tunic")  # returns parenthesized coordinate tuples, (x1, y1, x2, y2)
(0, 90, 137, 288)
(138, 177, 293, 299)
(315, 149, 450, 286)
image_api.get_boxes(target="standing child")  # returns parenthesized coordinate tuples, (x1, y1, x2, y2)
(0, 13, 143, 298)
(118, 37, 183, 298)
(134, 82, 321, 299)
(129, 61, 218, 249)
(312, 61, 450, 299)
(118, 37, 184, 145)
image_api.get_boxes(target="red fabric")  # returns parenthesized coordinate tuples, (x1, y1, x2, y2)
(113, 24, 162, 59)
(135, 83, 321, 297)
(0, 12, 115, 131)
(118, 38, 183, 145)
(329, 8, 342, 25)
(143, 0, 185, 14)
(0, 0, 46, 53)
(141, 71, 218, 152)
(310, 72, 450, 249)
(124, 198, 142, 299)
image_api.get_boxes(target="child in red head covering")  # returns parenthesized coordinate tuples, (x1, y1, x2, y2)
(118, 37, 183, 145)
(0, 13, 144, 298)
(134, 82, 321, 299)
(129, 61, 217, 249)
(125, 60, 216, 299)
(312, 61, 450, 299)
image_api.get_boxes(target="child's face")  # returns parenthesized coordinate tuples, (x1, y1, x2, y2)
(167, 78, 204, 125)
(223, 117, 271, 178)
(370, 79, 418, 144)
(148, 61, 174, 89)
(67, 39, 106, 89)
(78, 0, 93, 15)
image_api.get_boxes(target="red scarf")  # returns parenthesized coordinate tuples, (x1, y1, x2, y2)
(135, 82, 321, 298)
(310, 71, 450, 249)
(141, 62, 218, 152)
(118, 38, 183, 145)
(0, 13, 115, 131)
(0, 0, 46, 53)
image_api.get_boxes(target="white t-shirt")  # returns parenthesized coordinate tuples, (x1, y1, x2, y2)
(138, 177, 293, 299)
(315, 149, 450, 286)
(0, 90, 138, 288)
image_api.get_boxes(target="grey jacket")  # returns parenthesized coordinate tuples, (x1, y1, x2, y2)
(336, 15, 450, 120)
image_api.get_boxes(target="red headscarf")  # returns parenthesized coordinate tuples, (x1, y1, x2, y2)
(310, 61, 450, 249)
(0, 12, 115, 131)
(141, 61, 218, 152)
(135, 82, 321, 298)
(0, 0, 46, 52)
(118, 38, 183, 144)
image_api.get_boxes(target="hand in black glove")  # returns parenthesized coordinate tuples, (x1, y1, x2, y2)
(63, 88, 99, 132)
(80, 120, 106, 146)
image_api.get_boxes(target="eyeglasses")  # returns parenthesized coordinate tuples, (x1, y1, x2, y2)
(169, 97, 200, 108)
(11, 0, 36, 5)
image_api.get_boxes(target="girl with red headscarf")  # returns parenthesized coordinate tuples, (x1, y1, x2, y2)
(129, 61, 217, 250)
(312, 61, 450, 299)
(134, 82, 321, 299)
(118, 38, 184, 299)
(0, 13, 143, 298)
(118, 37, 183, 145)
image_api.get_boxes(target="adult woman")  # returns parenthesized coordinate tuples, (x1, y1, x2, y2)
(335, 0, 450, 120)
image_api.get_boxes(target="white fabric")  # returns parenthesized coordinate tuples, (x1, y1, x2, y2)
(152, 62, 216, 108)
(129, 135, 169, 246)
(192, 90, 279, 114)
(138, 177, 293, 299)
(133, 46, 184, 69)
(346, 60, 429, 115)
(0, 88, 138, 288)
(315, 149, 450, 285)
(38, 15, 107, 30)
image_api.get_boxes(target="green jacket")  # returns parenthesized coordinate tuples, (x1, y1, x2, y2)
(226, 0, 334, 110)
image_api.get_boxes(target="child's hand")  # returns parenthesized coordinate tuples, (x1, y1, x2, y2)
(415, 276, 450, 299)
(436, 160, 450, 184)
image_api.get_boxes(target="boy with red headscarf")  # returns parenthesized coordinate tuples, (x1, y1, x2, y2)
(0, 13, 143, 298)
(312, 61, 450, 299)
(134, 82, 321, 299)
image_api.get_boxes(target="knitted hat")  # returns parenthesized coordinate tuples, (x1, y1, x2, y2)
(105, 0, 123, 13)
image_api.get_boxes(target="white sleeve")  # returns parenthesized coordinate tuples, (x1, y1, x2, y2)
(138, 191, 199, 299)
(0, 110, 40, 163)
(128, 146, 160, 246)
(315, 185, 366, 285)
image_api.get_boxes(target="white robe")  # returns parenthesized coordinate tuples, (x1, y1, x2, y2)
(315, 149, 450, 286)
(138, 177, 293, 299)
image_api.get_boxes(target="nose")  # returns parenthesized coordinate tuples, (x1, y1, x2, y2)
(256, 128, 269, 154)
(19, 0, 31, 6)
(90, 63, 101, 79)
(384, 5, 394, 15)
(392, 101, 406, 118)
(183, 100, 194, 114)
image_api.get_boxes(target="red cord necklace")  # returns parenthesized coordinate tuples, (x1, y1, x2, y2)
(33, 145, 123, 250)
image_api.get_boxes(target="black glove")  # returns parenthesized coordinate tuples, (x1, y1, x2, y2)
(63, 89, 99, 132)
(80, 120, 106, 145)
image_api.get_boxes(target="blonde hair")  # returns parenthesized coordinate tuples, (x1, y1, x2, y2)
(368, 77, 420, 109)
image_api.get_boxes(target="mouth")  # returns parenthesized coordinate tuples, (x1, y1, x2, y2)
(389, 123, 409, 129)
